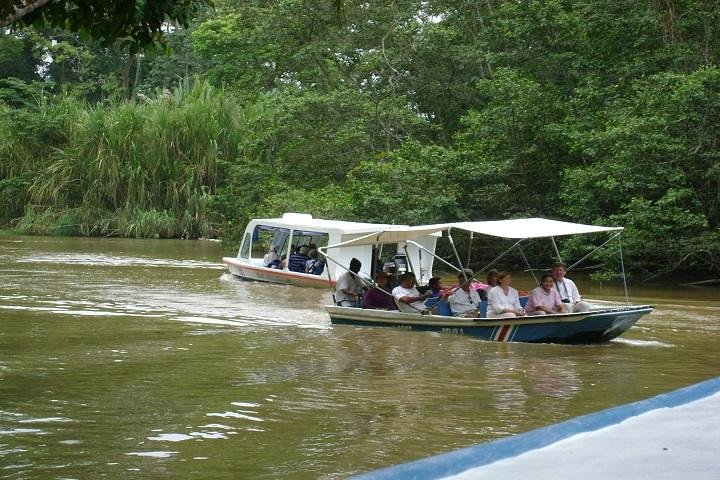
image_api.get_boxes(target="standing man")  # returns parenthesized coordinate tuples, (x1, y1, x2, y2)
(551, 262, 590, 313)
(335, 258, 366, 307)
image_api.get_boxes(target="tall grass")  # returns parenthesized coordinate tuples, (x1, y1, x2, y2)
(3, 80, 252, 238)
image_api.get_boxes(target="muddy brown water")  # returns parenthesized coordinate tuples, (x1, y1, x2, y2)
(1, 236, 718, 479)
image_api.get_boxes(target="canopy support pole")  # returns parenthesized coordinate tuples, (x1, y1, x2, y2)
(479, 239, 524, 273)
(418, 247, 423, 283)
(567, 231, 624, 272)
(618, 233, 630, 304)
(324, 254, 337, 304)
(447, 228, 467, 280)
(407, 240, 461, 273)
(403, 244, 416, 277)
(551, 236, 562, 263)
(465, 232, 473, 269)
(518, 244, 539, 286)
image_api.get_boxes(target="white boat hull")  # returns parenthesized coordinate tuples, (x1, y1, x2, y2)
(223, 257, 333, 288)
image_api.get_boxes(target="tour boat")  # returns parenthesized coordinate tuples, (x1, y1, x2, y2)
(320, 218, 654, 344)
(222, 213, 439, 288)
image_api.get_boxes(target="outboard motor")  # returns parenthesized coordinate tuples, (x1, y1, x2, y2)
(383, 253, 408, 286)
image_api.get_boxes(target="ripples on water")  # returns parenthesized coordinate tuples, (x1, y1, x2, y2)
(1, 236, 719, 479)
(2, 246, 330, 330)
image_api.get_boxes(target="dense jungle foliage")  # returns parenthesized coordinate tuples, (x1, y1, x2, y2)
(1, 0, 719, 279)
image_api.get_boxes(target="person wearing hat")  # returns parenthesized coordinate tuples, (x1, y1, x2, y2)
(287, 245, 311, 272)
(447, 269, 482, 317)
(362, 271, 399, 310)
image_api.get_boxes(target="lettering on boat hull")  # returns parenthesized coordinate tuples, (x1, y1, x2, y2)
(442, 327, 465, 335)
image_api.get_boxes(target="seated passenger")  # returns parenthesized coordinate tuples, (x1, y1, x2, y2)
(487, 271, 525, 318)
(551, 262, 590, 313)
(316, 259, 326, 275)
(525, 273, 565, 315)
(416, 276, 442, 296)
(287, 246, 311, 272)
(305, 249, 319, 273)
(336, 258, 366, 307)
(263, 247, 279, 267)
(478, 268, 498, 301)
(427, 277, 445, 297)
(447, 269, 482, 318)
(391, 272, 430, 314)
(362, 272, 398, 310)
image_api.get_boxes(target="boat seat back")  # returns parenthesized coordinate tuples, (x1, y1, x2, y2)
(437, 301, 453, 317)
(425, 296, 441, 309)
(475, 298, 525, 317)
(479, 300, 488, 318)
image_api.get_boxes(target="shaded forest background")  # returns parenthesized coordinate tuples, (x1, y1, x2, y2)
(0, 0, 718, 278)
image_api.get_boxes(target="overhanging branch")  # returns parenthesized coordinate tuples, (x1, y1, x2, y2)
(0, 0, 53, 28)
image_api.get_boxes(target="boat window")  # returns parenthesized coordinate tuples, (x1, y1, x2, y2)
(239, 233, 252, 259)
(290, 230, 329, 250)
(252, 227, 290, 259)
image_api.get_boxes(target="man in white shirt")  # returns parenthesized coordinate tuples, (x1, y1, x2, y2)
(392, 272, 430, 314)
(448, 269, 482, 317)
(335, 258, 366, 307)
(551, 262, 590, 313)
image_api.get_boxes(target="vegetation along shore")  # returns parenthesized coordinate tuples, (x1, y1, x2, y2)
(0, 0, 718, 279)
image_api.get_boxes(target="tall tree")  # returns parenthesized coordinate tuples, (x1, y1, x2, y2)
(1, 0, 212, 51)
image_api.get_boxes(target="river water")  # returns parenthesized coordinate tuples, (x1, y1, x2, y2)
(1, 236, 718, 479)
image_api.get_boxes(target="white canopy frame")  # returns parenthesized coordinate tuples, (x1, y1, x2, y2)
(320, 218, 630, 306)
(443, 221, 629, 305)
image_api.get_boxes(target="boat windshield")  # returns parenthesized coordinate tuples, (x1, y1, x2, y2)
(251, 226, 291, 259)
(290, 230, 329, 251)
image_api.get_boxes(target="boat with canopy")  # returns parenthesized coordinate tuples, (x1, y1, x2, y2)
(320, 218, 654, 344)
(222, 213, 439, 288)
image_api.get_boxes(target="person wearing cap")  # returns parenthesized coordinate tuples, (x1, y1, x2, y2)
(551, 262, 590, 313)
(362, 272, 398, 310)
(287, 245, 311, 272)
(447, 269, 482, 317)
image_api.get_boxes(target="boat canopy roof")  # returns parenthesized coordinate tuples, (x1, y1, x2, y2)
(324, 218, 622, 248)
(250, 212, 408, 235)
(323, 225, 448, 250)
(446, 218, 623, 239)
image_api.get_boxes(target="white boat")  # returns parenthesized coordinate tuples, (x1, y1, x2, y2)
(222, 213, 439, 288)
(320, 218, 654, 344)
